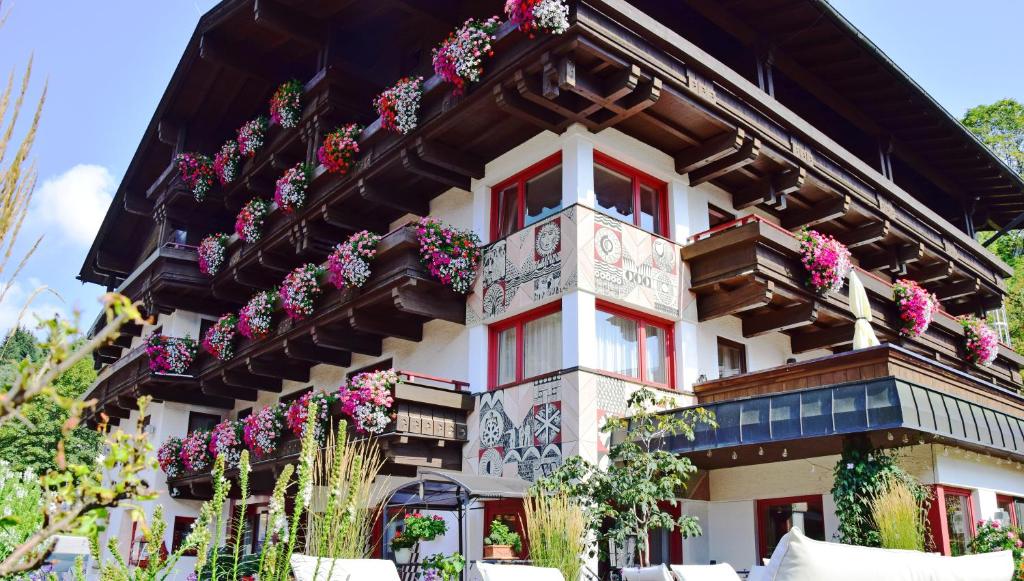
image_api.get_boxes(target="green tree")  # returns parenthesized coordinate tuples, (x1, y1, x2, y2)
(538, 389, 714, 568)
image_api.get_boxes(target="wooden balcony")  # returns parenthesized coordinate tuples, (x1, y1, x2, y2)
(167, 371, 474, 500)
(683, 216, 1024, 388)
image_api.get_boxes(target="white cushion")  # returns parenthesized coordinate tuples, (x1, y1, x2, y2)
(669, 563, 742, 581)
(763, 527, 1014, 581)
(476, 563, 566, 581)
(746, 566, 768, 581)
(621, 564, 674, 581)
(290, 555, 401, 581)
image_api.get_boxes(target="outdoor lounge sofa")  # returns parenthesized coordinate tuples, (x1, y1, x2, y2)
(475, 562, 566, 580)
(290, 554, 401, 581)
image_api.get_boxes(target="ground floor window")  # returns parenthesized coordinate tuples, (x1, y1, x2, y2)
(944, 488, 975, 556)
(757, 495, 825, 560)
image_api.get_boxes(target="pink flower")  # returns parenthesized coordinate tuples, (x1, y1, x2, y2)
(796, 229, 851, 296)
(959, 315, 998, 366)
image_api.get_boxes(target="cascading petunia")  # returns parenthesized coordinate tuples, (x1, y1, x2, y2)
(285, 391, 337, 441)
(337, 369, 398, 435)
(317, 123, 363, 174)
(235, 197, 271, 243)
(374, 76, 423, 135)
(209, 419, 245, 468)
(432, 16, 502, 96)
(158, 436, 185, 477)
(959, 315, 999, 366)
(279, 263, 324, 321)
(505, 0, 569, 35)
(237, 115, 269, 158)
(238, 289, 278, 340)
(327, 230, 381, 291)
(796, 228, 851, 296)
(213, 140, 241, 186)
(197, 233, 230, 276)
(176, 152, 216, 202)
(145, 334, 197, 375)
(243, 404, 285, 458)
(274, 163, 311, 213)
(180, 430, 212, 473)
(892, 279, 939, 338)
(415, 217, 482, 294)
(202, 313, 239, 361)
(270, 79, 303, 128)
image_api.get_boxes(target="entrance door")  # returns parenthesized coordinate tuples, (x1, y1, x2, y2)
(756, 495, 825, 560)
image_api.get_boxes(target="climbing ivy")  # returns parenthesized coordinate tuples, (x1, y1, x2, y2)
(831, 443, 930, 547)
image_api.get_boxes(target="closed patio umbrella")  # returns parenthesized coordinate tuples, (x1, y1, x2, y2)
(849, 269, 880, 349)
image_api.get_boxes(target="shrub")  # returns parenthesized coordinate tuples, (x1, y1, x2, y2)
(871, 480, 926, 550)
(484, 518, 522, 553)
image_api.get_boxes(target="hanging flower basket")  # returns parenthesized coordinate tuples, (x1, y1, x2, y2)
(274, 163, 311, 213)
(318, 123, 362, 174)
(892, 279, 938, 338)
(374, 76, 424, 135)
(796, 228, 851, 296)
(327, 230, 381, 291)
(209, 419, 245, 468)
(958, 315, 998, 366)
(433, 16, 502, 96)
(176, 152, 216, 202)
(285, 391, 337, 441)
(416, 217, 482, 294)
(158, 436, 185, 477)
(279, 263, 324, 321)
(505, 0, 569, 35)
(235, 197, 271, 243)
(243, 404, 285, 458)
(180, 430, 212, 473)
(338, 369, 398, 435)
(237, 116, 270, 158)
(145, 334, 197, 375)
(270, 79, 303, 128)
(239, 290, 278, 340)
(214, 140, 241, 186)
(203, 313, 239, 361)
(198, 233, 231, 276)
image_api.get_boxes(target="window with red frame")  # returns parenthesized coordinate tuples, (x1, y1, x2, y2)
(943, 487, 975, 556)
(594, 152, 669, 236)
(491, 153, 563, 239)
(996, 495, 1020, 528)
(489, 304, 562, 388)
(757, 495, 825, 560)
(594, 303, 673, 388)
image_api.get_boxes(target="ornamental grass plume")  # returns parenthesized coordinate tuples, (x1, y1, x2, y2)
(870, 480, 927, 551)
(524, 490, 587, 581)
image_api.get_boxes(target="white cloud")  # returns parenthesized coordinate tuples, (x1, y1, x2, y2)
(0, 280, 68, 337)
(32, 164, 115, 247)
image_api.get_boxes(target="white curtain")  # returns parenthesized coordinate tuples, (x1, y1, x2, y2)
(849, 270, 880, 349)
(496, 327, 517, 385)
(596, 311, 639, 378)
(644, 324, 668, 384)
(523, 312, 562, 378)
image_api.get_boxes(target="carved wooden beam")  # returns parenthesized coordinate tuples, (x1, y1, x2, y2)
(914, 261, 954, 284)
(247, 357, 311, 383)
(393, 285, 466, 324)
(687, 136, 761, 186)
(201, 379, 258, 402)
(283, 339, 352, 366)
(257, 250, 294, 274)
(253, 0, 326, 47)
(675, 127, 747, 175)
(943, 294, 1003, 317)
(932, 278, 981, 301)
(742, 302, 818, 337)
(411, 138, 484, 180)
(697, 278, 774, 321)
(400, 148, 471, 191)
(102, 404, 131, 420)
(860, 243, 923, 273)
(836, 220, 889, 248)
(145, 386, 234, 409)
(311, 326, 383, 356)
(222, 369, 282, 392)
(782, 195, 851, 230)
(124, 193, 154, 216)
(733, 167, 805, 211)
(349, 311, 423, 342)
(199, 34, 274, 82)
(494, 82, 563, 132)
(790, 324, 855, 354)
(358, 178, 429, 216)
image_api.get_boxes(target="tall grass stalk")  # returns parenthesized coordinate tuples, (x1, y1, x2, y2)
(524, 491, 587, 581)
(230, 451, 251, 581)
(871, 480, 926, 551)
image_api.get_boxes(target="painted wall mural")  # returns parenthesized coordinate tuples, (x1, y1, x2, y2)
(467, 205, 681, 325)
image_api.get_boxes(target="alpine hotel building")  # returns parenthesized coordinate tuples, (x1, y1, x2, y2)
(79, 0, 1024, 576)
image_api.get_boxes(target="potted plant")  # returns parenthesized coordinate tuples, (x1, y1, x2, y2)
(390, 529, 416, 564)
(420, 553, 465, 581)
(404, 512, 448, 542)
(483, 518, 522, 560)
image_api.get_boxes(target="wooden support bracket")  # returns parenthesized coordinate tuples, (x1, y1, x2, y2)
(742, 302, 818, 337)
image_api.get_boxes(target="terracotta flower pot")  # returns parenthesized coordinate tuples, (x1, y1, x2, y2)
(483, 544, 517, 560)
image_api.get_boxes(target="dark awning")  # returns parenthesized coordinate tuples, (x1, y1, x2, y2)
(664, 378, 1024, 461)
(379, 468, 532, 511)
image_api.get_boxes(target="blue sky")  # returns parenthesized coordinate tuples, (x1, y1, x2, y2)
(0, 0, 1020, 333)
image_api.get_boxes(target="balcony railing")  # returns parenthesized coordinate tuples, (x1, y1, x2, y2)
(682, 216, 1024, 388)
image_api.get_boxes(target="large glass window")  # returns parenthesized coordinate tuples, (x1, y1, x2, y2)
(944, 488, 975, 556)
(595, 304, 673, 388)
(594, 152, 669, 236)
(490, 305, 562, 388)
(757, 496, 826, 560)
(491, 154, 563, 239)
